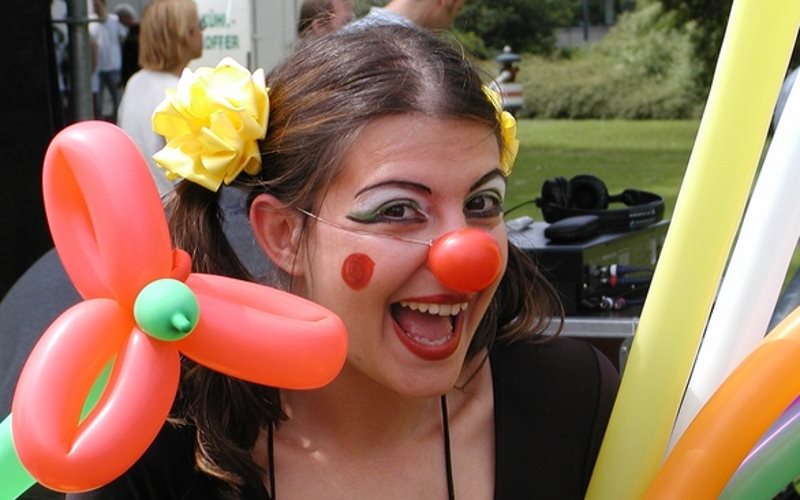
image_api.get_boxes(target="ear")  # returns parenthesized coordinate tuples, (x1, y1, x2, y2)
(250, 194, 305, 276)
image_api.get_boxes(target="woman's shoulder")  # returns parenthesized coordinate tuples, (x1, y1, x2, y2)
(491, 335, 618, 384)
(490, 335, 619, 427)
(123, 70, 179, 95)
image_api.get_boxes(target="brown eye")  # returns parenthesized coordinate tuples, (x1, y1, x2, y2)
(376, 201, 427, 223)
(380, 205, 410, 219)
(465, 192, 503, 219)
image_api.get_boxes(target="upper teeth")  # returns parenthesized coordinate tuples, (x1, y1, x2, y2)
(399, 301, 468, 316)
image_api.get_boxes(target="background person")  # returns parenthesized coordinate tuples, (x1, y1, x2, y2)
(67, 24, 618, 499)
(114, 3, 141, 88)
(297, 0, 355, 39)
(90, 0, 123, 121)
(351, 0, 464, 30)
(117, 0, 203, 197)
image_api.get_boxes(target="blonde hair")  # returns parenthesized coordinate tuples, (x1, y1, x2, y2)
(138, 0, 200, 71)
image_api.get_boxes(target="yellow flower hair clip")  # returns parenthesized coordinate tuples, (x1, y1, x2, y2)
(152, 57, 269, 192)
(483, 86, 519, 176)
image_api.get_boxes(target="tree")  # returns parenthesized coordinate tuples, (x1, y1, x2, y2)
(658, 0, 731, 91)
(354, 0, 598, 56)
(659, 0, 800, 93)
(456, 0, 574, 55)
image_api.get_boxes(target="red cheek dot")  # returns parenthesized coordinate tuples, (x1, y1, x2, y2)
(342, 253, 374, 290)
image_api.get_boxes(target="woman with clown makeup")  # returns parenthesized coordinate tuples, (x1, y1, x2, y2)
(68, 24, 619, 500)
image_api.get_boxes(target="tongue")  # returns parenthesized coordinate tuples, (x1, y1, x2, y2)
(393, 306, 453, 341)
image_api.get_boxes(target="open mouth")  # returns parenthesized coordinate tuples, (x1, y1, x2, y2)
(390, 300, 468, 360)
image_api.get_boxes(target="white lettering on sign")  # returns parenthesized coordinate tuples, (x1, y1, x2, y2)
(192, 0, 252, 69)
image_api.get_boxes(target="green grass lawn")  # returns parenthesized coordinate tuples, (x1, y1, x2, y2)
(505, 118, 800, 292)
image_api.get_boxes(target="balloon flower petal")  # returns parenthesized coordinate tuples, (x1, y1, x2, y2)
(42, 121, 173, 309)
(12, 300, 180, 491)
(180, 274, 348, 389)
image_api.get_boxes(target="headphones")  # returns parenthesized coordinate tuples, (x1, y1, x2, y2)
(535, 174, 664, 232)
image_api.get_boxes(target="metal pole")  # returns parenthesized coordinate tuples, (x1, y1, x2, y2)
(66, 0, 94, 121)
(605, 0, 614, 26)
(250, 0, 257, 69)
(582, 0, 590, 42)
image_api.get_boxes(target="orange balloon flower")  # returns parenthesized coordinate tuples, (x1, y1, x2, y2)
(9, 121, 347, 493)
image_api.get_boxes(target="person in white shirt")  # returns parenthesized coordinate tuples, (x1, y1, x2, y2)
(90, 0, 124, 121)
(117, 0, 203, 197)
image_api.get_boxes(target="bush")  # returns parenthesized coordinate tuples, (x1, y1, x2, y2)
(517, 3, 704, 119)
(452, 29, 493, 60)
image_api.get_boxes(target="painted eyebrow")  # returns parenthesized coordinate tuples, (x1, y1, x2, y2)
(353, 168, 506, 199)
(470, 169, 506, 191)
(354, 180, 431, 198)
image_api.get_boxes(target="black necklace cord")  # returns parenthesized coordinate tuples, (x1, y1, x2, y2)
(268, 422, 276, 500)
(441, 394, 455, 500)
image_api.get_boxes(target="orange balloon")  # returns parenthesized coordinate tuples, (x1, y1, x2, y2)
(645, 306, 800, 499)
(11, 300, 180, 491)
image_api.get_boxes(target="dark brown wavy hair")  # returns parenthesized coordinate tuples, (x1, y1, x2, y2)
(167, 23, 564, 496)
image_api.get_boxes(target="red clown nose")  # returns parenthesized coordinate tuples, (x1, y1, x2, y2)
(427, 228, 503, 292)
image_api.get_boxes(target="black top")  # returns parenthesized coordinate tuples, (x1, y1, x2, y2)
(66, 337, 619, 500)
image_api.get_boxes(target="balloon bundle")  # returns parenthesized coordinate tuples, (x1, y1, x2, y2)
(585, 0, 800, 498)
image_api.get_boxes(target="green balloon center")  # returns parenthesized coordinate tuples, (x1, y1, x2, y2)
(133, 278, 199, 341)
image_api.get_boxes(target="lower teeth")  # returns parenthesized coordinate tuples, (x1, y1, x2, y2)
(408, 331, 453, 346)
